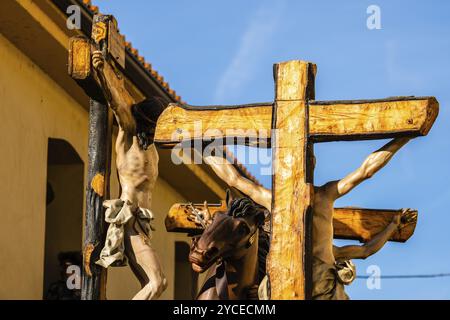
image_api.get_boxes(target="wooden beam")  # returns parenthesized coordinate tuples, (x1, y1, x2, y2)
(68, 36, 105, 103)
(82, 99, 112, 300)
(309, 97, 439, 142)
(165, 204, 417, 242)
(78, 14, 117, 301)
(154, 103, 272, 147)
(333, 207, 417, 243)
(53, 0, 176, 104)
(154, 97, 438, 147)
(68, 20, 143, 109)
(164, 201, 227, 234)
(266, 60, 315, 300)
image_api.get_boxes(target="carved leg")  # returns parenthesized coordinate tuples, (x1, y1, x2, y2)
(124, 220, 167, 300)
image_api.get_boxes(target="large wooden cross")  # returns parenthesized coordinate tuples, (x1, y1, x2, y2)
(69, 14, 438, 300)
(154, 61, 438, 299)
(68, 14, 145, 300)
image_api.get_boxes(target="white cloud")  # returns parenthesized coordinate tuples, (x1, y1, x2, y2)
(214, 1, 284, 103)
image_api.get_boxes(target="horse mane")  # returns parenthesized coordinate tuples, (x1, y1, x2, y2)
(227, 197, 270, 282)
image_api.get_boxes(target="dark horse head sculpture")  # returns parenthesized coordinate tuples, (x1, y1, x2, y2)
(189, 194, 269, 300)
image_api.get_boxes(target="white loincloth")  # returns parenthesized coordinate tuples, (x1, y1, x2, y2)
(95, 199, 154, 268)
(312, 257, 352, 300)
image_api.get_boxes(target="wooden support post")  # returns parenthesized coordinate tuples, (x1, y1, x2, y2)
(80, 14, 116, 301)
(266, 61, 316, 300)
(82, 99, 112, 300)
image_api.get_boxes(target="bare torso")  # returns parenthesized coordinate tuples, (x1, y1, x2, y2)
(115, 129, 158, 210)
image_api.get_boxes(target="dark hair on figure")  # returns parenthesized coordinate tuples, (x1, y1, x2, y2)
(228, 197, 266, 221)
(227, 197, 270, 282)
(131, 96, 167, 150)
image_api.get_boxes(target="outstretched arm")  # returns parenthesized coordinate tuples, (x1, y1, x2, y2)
(204, 155, 272, 210)
(92, 51, 136, 133)
(324, 138, 411, 200)
(333, 209, 417, 260)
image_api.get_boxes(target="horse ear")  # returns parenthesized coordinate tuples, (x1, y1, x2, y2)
(226, 189, 234, 208)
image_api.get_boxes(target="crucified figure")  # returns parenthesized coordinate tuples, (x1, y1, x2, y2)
(201, 139, 417, 299)
(91, 51, 167, 300)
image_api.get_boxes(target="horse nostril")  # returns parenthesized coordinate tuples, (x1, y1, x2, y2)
(204, 247, 218, 259)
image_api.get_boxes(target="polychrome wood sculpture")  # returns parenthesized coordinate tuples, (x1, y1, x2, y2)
(189, 193, 269, 300)
(168, 151, 418, 299)
(68, 13, 439, 301)
(206, 140, 420, 300)
(91, 51, 167, 300)
(69, 15, 167, 300)
(157, 62, 438, 299)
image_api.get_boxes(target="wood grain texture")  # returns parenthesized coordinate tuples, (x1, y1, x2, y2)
(309, 97, 439, 142)
(80, 15, 115, 301)
(266, 61, 315, 300)
(68, 36, 91, 80)
(333, 207, 417, 243)
(154, 97, 438, 146)
(82, 99, 111, 301)
(165, 204, 416, 243)
(164, 201, 227, 234)
(68, 36, 105, 103)
(154, 103, 272, 147)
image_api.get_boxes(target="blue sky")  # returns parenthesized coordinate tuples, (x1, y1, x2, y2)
(95, 0, 450, 299)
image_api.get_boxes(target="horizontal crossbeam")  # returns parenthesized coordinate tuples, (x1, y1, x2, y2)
(164, 203, 417, 243)
(154, 97, 438, 147)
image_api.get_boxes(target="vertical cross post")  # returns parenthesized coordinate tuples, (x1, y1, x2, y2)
(82, 99, 112, 300)
(81, 14, 115, 300)
(267, 60, 316, 299)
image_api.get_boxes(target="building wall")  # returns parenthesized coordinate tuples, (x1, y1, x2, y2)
(43, 163, 84, 296)
(0, 32, 190, 300)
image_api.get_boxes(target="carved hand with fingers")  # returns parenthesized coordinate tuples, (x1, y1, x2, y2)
(92, 50, 105, 70)
(187, 201, 213, 229)
(91, 50, 115, 106)
(392, 208, 418, 229)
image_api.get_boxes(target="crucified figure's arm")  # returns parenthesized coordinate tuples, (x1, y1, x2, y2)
(204, 154, 272, 210)
(92, 51, 136, 134)
(323, 138, 411, 200)
(333, 209, 417, 260)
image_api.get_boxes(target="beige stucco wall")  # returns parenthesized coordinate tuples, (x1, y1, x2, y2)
(0, 32, 190, 300)
(0, 32, 88, 299)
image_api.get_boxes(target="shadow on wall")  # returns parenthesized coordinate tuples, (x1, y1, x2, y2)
(175, 241, 198, 299)
(43, 138, 84, 300)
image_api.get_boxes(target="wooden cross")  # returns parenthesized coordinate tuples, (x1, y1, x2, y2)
(154, 61, 438, 299)
(68, 14, 438, 300)
(68, 14, 142, 300)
